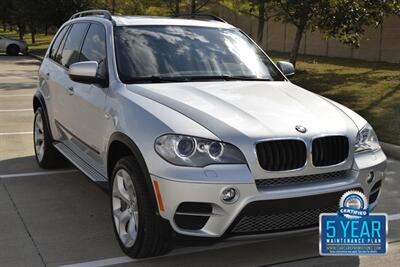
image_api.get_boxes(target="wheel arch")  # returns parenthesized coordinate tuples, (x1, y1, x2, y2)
(6, 43, 20, 54)
(33, 92, 54, 139)
(107, 132, 159, 213)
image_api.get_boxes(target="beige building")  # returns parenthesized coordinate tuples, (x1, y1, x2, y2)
(215, 4, 400, 63)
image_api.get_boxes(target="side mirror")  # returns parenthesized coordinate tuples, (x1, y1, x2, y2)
(276, 61, 295, 78)
(69, 61, 107, 85)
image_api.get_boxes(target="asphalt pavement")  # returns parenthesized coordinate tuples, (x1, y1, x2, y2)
(0, 55, 399, 267)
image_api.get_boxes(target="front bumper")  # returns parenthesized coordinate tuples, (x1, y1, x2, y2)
(151, 149, 386, 238)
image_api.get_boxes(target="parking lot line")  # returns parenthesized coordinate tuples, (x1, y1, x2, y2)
(58, 213, 400, 267)
(0, 94, 32, 97)
(58, 256, 134, 267)
(0, 169, 78, 179)
(0, 109, 32, 112)
(0, 131, 33, 136)
(57, 241, 254, 267)
(388, 213, 400, 221)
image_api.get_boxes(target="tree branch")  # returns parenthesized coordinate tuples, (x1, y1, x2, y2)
(195, 0, 211, 13)
(164, 0, 178, 15)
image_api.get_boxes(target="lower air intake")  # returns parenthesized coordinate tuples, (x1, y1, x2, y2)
(231, 206, 337, 233)
(256, 170, 348, 189)
(228, 188, 362, 235)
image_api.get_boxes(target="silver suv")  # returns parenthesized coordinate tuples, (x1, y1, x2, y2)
(33, 10, 387, 258)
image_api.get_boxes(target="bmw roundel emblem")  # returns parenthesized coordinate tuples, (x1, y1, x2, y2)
(295, 125, 307, 133)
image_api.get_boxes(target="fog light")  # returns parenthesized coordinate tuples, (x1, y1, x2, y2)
(221, 187, 239, 203)
(367, 171, 374, 184)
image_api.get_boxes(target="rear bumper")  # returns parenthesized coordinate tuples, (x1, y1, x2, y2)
(151, 149, 386, 238)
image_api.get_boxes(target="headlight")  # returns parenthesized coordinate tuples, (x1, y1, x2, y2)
(155, 134, 246, 167)
(355, 124, 380, 153)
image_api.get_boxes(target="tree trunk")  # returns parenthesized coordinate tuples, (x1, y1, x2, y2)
(111, 0, 116, 14)
(257, 0, 266, 45)
(175, 0, 180, 15)
(31, 25, 36, 44)
(191, 0, 196, 14)
(31, 31, 36, 44)
(18, 24, 25, 40)
(289, 25, 305, 66)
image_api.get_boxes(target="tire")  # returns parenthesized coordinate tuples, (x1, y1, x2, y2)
(33, 107, 68, 168)
(6, 44, 20, 56)
(110, 156, 174, 258)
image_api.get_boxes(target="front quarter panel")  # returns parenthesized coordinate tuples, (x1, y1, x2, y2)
(104, 83, 239, 180)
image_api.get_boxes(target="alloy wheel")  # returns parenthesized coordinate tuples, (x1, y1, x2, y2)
(34, 112, 45, 162)
(112, 169, 139, 248)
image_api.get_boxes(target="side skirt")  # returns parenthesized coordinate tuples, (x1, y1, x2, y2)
(54, 142, 109, 191)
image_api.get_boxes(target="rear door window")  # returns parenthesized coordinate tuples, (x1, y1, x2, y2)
(49, 25, 69, 60)
(59, 23, 89, 68)
(54, 26, 71, 64)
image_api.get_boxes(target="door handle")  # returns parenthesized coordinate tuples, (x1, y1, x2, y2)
(67, 86, 74, 95)
(44, 72, 50, 80)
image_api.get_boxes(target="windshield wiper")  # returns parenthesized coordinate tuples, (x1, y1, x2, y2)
(176, 75, 271, 81)
(123, 76, 189, 84)
(123, 75, 271, 84)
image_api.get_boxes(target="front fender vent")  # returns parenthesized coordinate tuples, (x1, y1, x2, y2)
(174, 202, 212, 230)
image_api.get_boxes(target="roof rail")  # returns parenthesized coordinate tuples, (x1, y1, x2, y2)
(172, 13, 227, 23)
(69, 9, 112, 21)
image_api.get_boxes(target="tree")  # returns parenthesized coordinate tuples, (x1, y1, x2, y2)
(10, 0, 34, 41)
(5, 0, 101, 41)
(226, 1, 275, 47)
(320, 0, 400, 47)
(255, 0, 266, 44)
(103, 0, 145, 15)
(0, 0, 13, 31)
(175, 0, 180, 14)
(272, 0, 400, 66)
(248, 0, 270, 46)
(164, 0, 212, 15)
(272, 0, 324, 65)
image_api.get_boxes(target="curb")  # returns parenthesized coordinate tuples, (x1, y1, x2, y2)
(381, 142, 400, 161)
(28, 52, 43, 61)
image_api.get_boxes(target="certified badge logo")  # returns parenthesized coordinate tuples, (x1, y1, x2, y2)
(339, 190, 369, 219)
(319, 190, 387, 255)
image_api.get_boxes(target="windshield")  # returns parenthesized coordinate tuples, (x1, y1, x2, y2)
(114, 25, 285, 83)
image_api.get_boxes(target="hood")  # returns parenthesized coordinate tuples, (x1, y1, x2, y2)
(126, 81, 358, 141)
